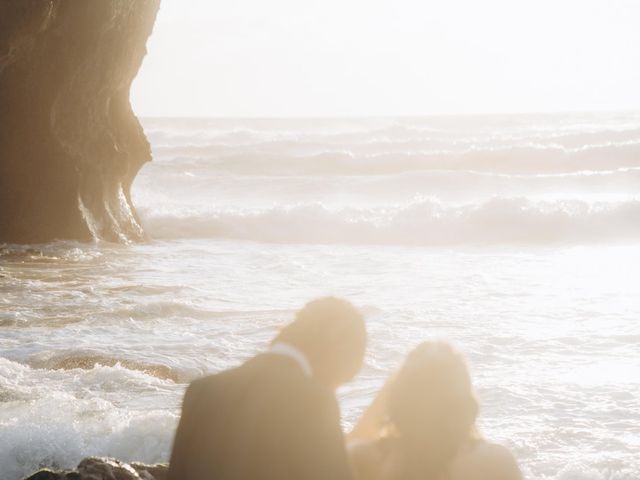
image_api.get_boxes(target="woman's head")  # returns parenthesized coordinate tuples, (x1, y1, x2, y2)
(387, 341, 479, 478)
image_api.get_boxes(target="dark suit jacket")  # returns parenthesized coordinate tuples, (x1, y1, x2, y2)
(167, 353, 353, 480)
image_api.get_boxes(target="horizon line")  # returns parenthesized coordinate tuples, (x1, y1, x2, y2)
(135, 108, 640, 120)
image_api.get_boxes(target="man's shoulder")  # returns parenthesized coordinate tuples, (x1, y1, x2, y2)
(181, 374, 215, 408)
(184, 354, 336, 408)
(183, 364, 241, 399)
(183, 354, 293, 394)
(185, 374, 209, 391)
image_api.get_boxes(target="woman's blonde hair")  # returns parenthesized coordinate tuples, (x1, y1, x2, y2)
(387, 341, 480, 480)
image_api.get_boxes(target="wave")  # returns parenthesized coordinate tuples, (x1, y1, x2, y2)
(142, 115, 640, 149)
(147, 127, 640, 156)
(148, 142, 640, 176)
(139, 197, 640, 245)
(554, 464, 640, 480)
(1, 353, 637, 480)
(134, 165, 640, 208)
(0, 357, 178, 480)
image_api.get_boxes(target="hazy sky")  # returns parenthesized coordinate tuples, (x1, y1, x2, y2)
(131, 0, 640, 117)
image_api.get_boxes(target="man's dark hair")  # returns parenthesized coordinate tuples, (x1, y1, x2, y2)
(273, 297, 366, 383)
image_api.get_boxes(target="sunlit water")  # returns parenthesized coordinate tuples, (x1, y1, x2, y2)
(2, 114, 640, 480)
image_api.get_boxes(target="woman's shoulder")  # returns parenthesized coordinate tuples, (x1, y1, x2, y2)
(449, 441, 521, 480)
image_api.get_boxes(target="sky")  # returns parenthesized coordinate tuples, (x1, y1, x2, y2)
(131, 0, 640, 117)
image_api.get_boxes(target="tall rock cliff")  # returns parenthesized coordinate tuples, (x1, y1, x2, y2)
(0, 0, 160, 243)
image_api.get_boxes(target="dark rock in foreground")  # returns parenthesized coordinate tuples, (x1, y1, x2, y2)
(23, 457, 167, 480)
(0, 0, 160, 243)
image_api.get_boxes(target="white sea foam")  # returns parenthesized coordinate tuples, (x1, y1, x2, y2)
(139, 197, 640, 245)
(0, 358, 179, 480)
(143, 114, 640, 179)
(148, 141, 640, 177)
(3, 114, 640, 480)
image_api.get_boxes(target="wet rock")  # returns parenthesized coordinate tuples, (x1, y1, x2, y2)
(23, 458, 168, 480)
(29, 354, 180, 382)
(23, 470, 77, 480)
(23, 471, 61, 480)
(131, 463, 167, 480)
(0, 1, 160, 243)
(77, 457, 140, 479)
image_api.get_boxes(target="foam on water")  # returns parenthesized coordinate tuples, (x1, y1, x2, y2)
(3, 114, 640, 480)
(133, 113, 640, 248)
(147, 141, 640, 176)
(0, 357, 178, 480)
(139, 197, 640, 245)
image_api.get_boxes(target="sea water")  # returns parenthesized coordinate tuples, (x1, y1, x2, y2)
(1, 114, 640, 479)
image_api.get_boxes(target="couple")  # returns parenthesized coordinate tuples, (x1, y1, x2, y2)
(167, 297, 520, 480)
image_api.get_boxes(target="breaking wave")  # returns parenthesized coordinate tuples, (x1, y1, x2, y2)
(139, 197, 640, 245)
(0, 357, 178, 480)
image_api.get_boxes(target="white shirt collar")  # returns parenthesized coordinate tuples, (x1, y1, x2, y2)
(269, 342, 313, 378)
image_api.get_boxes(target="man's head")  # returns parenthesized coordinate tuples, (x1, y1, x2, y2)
(273, 297, 366, 390)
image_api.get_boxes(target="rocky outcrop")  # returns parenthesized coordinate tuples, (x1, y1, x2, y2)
(23, 457, 168, 480)
(0, 0, 160, 243)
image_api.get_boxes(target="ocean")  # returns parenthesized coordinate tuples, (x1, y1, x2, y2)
(1, 113, 639, 479)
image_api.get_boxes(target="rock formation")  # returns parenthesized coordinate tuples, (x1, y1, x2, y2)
(0, 0, 160, 243)
(23, 457, 167, 480)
